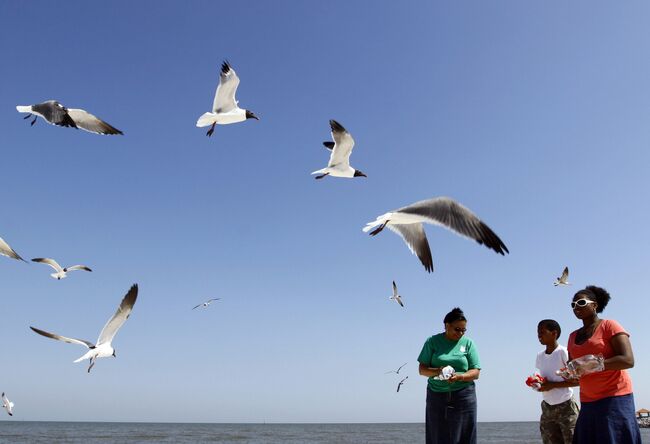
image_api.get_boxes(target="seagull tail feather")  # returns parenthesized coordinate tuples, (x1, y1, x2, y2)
(196, 112, 218, 127)
(16, 105, 32, 113)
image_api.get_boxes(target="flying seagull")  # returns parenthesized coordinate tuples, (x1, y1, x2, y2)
(554, 267, 570, 286)
(0, 236, 26, 262)
(396, 376, 408, 393)
(363, 197, 509, 273)
(31, 258, 92, 280)
(192, 298, 221, 310)
(1, 393, 13, 416)
(16, 100, 123, 135)
(389, 281, 404, 307)
(385, 362, 408, 375)
(196, 61, 259, 137)
(30, 284, 138, 373)
(311, 120, 366, 180)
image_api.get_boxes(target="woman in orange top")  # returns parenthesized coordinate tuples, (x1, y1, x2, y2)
(567, 285, 641, 444)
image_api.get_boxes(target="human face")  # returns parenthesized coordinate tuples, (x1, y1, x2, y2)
(445, 320, 467, 341)
(537, 326, 557, 346)
(572, 294, 597, 319)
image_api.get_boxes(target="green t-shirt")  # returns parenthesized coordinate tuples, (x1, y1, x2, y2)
(417, 333, 481, 392)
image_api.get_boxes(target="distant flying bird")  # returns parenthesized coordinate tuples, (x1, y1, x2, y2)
(31, 258, 92, 280)
(389, 281, 404, 307)
(0, 236, 26, 262)
(30, 284, 138, 373)
(385, 362, 408, 375)
(16, 101, 123, 135)
(554, 267, 570, 286)
(196, 61, 259, 137)
(1, 393, 14, 416)
(396, 376, 408, 393)
(363, 197, 509, 273)
(311, 120, 366, 180)
(192, 298, 221, 310)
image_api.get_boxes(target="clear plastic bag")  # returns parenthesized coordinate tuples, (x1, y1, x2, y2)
(556, 354, 604, 379)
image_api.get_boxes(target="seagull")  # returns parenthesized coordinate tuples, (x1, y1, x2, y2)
(16, 101, 123, 135)
(192, 298, 221, 310)
(30, 284, 138, 373)
(385, 362, 408, 375)
(31, 258, 92, 280)
(554, 267, 570, 286)
(196, 61, 259, 137)
(363, 197, 509, 273)
(0, 236, 26, 262)
(311, 120, 366, 179)
(1, 393, 14, 416)
(389, 281, 404, 307)
(396, 376, 408, 393)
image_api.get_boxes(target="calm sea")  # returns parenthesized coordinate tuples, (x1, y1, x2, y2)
(0, 421, 648, 443)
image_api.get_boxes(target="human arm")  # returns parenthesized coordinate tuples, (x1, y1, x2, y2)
(418, 362, 442, 378)
(538, 379, 578, 391)
(448, 368, 480, 383)
(604, 333, 634, 371)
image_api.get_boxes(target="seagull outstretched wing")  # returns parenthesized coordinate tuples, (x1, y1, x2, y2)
(212, 61, 240, 114)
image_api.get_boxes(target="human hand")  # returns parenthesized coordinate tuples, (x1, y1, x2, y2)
(448, 373, 465, 383)
(538, 381, 553, 392)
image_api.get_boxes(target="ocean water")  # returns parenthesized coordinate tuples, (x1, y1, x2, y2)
(0, 421, 648, 443)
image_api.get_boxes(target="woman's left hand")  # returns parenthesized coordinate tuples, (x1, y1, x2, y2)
(448, 373, 465, 383)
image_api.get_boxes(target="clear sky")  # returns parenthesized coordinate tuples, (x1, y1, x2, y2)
(1, 1, 649, 423)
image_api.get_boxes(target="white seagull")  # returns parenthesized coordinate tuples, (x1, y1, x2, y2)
(396, 376, 408, 393)
(1, 392, 14, 416)
(0, 236, 26, 262)
(385, 362, 408, 375)
(31, 258, 92, 280)
(363, 197, 509, 273)
(196, 61, 259, 137)
(554, 267, 571, 286)
(16, 100, 123, 135)
(311, 120, 367, 179)
(389, 281, 404, 307)
(192, 298, 221, 310)
(30, 284, 138, 373)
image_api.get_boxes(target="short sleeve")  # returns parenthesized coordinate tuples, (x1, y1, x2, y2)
(603, 319, 628, 339)
(466, 340, 481, 370)
(559, 347, 569, 367)
(535, 352, 541, 371)
(418, 337, 433, 365)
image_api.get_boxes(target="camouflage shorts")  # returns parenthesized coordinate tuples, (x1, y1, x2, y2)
(540, 398, 579, 444)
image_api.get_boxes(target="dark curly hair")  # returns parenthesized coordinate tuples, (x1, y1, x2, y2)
(444, 307, 467, 324)
(538, 319, 561, 338)
(575, 285, 611, 314)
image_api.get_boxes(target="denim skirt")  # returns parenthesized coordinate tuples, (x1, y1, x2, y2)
(573, 393, 641, 444)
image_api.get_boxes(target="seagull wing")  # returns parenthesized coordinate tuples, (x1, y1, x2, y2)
(388, 223, 434, 273)
(0, 236, 25, 261)
(208, 298, 221, 303)
(192, 303, 202, 310)
(64, 265, 92, 273)
(97, 284, 138, 346)
(396, 296, 404, 307)
(31, 101, 77, 128)
(392, 281, 398, 297)
(560, 267, 569, 282)
(212, 61, 240, 113)
(397, 362, 407, 373)
(67, 109, 123, 135)
(327, 120, 355, 167)
(397, 197, 509, 256)
(30, 326, 94, 348)
(31, 258, 63, 273)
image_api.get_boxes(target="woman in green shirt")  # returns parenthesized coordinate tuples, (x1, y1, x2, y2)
(418, 307, 481, 444)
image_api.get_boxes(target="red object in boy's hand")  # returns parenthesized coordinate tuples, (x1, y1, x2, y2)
(525, 373, 546, 390)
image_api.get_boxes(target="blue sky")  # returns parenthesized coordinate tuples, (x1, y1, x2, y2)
(1, 1, 649, 423)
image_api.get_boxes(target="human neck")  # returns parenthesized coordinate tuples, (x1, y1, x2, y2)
(582, 314, 600, 328)
(545, 341, 558, 354)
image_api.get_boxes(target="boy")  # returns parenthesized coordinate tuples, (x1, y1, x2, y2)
(536, 319, 579, 444)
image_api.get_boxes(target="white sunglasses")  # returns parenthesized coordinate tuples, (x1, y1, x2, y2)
(571, 298, 596, 309)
